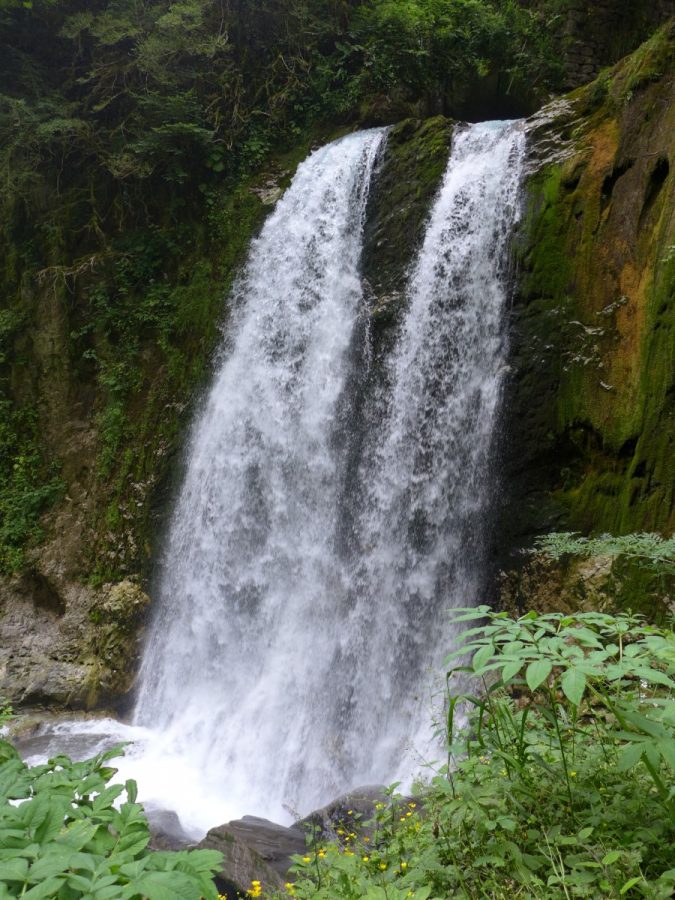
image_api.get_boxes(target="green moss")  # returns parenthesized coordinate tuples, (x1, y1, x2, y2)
(614, 20, 675, 101)
(0, 403, 64, 573)
(363, 116, 453, 326)
(503, 27, 675, 549)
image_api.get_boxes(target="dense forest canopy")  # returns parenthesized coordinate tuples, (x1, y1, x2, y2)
(1, 0, 565, 221)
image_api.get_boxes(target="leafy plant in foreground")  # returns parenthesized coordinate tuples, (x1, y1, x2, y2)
(282, 609, 674, 899)
(0, 737, 222, 899)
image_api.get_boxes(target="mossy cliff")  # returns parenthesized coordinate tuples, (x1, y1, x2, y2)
(499, 22, 675, 568)
(363, 116, 453, 332)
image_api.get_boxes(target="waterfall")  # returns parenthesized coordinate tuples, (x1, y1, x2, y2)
(351, 120, 526, 774)
(133, 128, 387, 826)
(33, 120, 525, 837)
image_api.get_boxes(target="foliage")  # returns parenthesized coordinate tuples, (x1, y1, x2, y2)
(0, 401, 63, 574)
(282, 609, 675, 899)
(537, 532, 675, 575)
(0, 737, 222, 899)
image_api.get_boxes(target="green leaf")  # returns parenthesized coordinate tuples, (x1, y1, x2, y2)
(561, 668, 586, 706)
(633, 667, 675, 688)
(526, 659, 552, 692)
(0, 857, 29, 882)
(472, 643, 494, 672)
(616, 741, 644, 772)
(122, 870, 200, 900)
(22, 877, 67, 899)
(115, 833, 150, 858)
(125, 779, 138, 804)
(602, 850, 620, 865)
(658, 738, 675, 771)
(501, 658, 522, 683)
(620, 876, 644, 894)
(26, 852, 71, 883)
(66, 873, 94, 891)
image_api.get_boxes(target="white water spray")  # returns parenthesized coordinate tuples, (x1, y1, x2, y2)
(352, 121, 526, 773)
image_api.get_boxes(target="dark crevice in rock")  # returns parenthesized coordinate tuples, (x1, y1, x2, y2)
(600, 159, 635, 209)
(19, 570, 65, 616)
(640, 155, 670, 223)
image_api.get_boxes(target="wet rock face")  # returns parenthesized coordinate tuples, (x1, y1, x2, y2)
(197, 819, 291, 897)
(0, 577, 149, 710)
(497, 22, 675, 571)
(362, 116, 453, 338)
(146, 807, 195, 851)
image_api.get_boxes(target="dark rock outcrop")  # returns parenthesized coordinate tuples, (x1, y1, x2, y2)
(197, 818, 294, 897)
(197, 787, 390, 894)
(0, 577, 149, 709)
(296, 785, 388, 842)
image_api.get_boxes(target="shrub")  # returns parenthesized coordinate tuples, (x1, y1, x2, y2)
(0, 736, 222, 899)
(283, 608, 674, 898)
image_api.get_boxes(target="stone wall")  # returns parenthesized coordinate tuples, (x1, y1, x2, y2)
(563, 0, 675, 87)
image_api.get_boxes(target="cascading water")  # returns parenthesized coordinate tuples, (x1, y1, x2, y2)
(132, 128, 387, 827)
(24, 121, 526, 838)
(350, 120, 526, 774)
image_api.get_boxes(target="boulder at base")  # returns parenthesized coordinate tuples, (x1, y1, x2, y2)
(197, 818, 292, 897)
